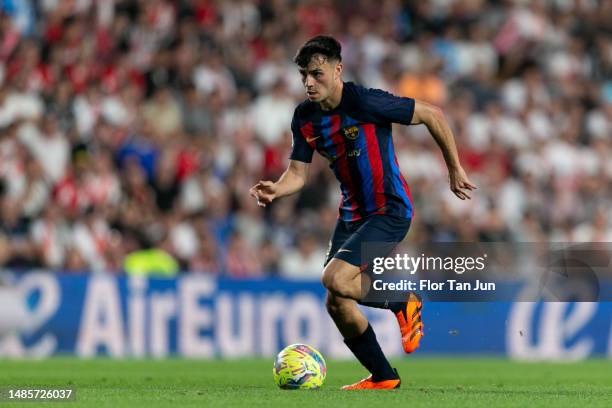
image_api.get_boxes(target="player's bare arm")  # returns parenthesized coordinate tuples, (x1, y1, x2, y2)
(411, 100, 477, 200)
(249, 160, 309, 207)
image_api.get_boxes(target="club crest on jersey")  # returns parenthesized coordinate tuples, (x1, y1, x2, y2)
(342, 126, 359, 140)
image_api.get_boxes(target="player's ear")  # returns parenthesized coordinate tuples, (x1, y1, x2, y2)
(334, 61, 343, 80)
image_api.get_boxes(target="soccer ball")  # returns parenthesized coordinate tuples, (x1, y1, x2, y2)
(273, 344, 327, 390)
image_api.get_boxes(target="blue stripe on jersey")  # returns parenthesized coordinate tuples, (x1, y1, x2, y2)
(376, 127, 396, 210)
(342, 115, 367, 220)
(387, 136, 413, 218)
(354, 126, 376, 212)
(344, 115, 359, 127)
(320, 115, 333, 151)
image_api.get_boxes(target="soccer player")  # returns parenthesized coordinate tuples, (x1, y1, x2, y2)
(250, 36, 476, 390)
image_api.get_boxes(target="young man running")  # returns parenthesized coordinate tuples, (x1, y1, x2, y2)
(250, 36, 476, 389)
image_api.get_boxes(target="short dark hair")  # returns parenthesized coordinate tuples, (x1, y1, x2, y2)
(293, 35, 342, 67)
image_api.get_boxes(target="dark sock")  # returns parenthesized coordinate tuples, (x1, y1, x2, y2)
(358, 300, 405, 314)
(344, 324, 398, 382)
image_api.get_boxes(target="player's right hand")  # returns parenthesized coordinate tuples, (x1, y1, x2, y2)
(449, 166, 477, 200)
(249, 180, 277, 207)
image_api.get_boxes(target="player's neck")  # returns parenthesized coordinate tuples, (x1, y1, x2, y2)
(319, 81, 343, 111)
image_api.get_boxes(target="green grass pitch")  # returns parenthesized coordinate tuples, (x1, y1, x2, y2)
(0, 358, 611, 407)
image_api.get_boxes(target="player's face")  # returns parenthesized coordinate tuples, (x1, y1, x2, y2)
(299, 55, 342, 103)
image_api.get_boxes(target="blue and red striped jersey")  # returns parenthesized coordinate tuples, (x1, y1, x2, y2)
(290, 82, 415, 222)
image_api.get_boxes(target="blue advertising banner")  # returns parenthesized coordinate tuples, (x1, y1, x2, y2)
(0, 273, 610, 360)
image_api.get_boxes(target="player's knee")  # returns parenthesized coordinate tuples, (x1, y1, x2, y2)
(320, 269, 333, 291)
(321, 270, 345, 296)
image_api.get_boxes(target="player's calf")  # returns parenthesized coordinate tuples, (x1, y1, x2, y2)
(324, 292, 367, 339)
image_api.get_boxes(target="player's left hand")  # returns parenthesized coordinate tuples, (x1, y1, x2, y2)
(448, 166, 477, 200)
(249, 180, 277, 207)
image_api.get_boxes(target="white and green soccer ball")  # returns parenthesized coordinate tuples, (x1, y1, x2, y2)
(273, 344, 327, 390)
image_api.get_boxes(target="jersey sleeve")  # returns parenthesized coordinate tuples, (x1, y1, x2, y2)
(289, 109, 314, 163)
(357, 86, 416, 125)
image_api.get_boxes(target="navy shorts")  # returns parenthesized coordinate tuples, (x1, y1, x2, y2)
(324, 214, 412, 268)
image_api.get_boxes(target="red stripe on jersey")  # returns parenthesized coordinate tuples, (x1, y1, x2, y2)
(363, 124, 386, 210)
(394, 155, 414, 207)
(329, 115, 358, 220)
(329, 114, 342, 138)
(300, 121, 316, 149)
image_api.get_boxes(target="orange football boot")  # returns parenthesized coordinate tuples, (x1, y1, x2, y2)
(342, 370, 401, 390)
(394, 292, 423, 353)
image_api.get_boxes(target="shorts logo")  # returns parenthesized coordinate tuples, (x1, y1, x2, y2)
(347, 149, 361, 157)
(342, 126, 359, 140)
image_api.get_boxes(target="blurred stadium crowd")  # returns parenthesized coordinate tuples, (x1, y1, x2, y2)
(0, 0, 610, 278)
